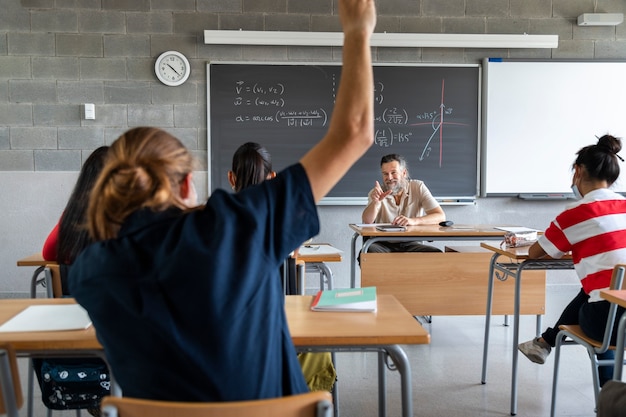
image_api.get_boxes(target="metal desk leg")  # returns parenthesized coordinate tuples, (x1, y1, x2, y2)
(350, 232, 358, 288)
(385, 345, 412, 417)
(317, 263, 334, 290)
(613, 311, 626, 380)
(377, 351, 387, 417)
(510, 263, 525, 416)
(30, 266, 46, 299)
(481, 253, 498, 384)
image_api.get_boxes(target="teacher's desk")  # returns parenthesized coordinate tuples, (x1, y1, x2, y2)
(350, 224, 546, 317)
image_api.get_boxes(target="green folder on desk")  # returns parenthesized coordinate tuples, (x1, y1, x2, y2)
(311, 287, 377, 312)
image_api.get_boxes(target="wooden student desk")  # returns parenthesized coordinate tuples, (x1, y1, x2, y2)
(479, 243, 574, 416)
(294, 244, 342, 294)
(0, 295, 428, 417)
(600, 289, 626, 380)
(350, 224, 546, 316)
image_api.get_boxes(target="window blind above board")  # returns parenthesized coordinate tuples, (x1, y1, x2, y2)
(208, 62, 480, 204)
(482, 59, 626, 196)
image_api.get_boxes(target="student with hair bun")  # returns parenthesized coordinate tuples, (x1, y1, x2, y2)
(518, 134, 626, 386)
(69, 0, 376, 403)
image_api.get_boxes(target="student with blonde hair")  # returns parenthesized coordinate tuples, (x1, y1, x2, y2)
(69, 0, 376, 403)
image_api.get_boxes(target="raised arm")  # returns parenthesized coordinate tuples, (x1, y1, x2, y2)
(299, 0, 376, 202)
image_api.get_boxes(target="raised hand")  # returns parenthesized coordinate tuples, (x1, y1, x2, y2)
(372, 181, 392, 202)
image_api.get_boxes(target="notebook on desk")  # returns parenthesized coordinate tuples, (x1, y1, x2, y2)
(311, 287, 377, 312)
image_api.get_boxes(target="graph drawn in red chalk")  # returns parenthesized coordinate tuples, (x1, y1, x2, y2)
(412, 79, 469, 167)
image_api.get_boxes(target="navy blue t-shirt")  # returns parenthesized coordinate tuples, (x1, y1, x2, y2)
(69, 163, 318, 402)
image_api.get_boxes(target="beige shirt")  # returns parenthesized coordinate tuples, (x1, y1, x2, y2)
(368, 179, 440, 223)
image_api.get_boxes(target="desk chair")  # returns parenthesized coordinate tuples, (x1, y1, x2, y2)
(0, 344, 23, 417)
(100, 391, 333, 417)
(550, 264, 626, 417)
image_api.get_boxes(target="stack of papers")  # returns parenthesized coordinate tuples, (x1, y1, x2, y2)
(310, 287, 377, 312)
(0, 305, 92, 332)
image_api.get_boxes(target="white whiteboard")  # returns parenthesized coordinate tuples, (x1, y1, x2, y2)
(482, 59, 626, 195)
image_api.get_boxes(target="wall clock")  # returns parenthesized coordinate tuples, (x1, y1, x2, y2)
(154, 51, 191, 86)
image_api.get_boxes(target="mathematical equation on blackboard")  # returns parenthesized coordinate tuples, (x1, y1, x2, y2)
(231, 78, 468, 165)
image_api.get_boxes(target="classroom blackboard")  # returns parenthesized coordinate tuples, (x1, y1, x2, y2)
(208, 62, 480, 204)
(482, 59, 626, 196)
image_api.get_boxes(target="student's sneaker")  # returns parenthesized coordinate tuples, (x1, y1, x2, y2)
(518, 337, 552, 364)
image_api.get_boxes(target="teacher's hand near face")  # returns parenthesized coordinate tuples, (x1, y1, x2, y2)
(371, 181, 392, 202)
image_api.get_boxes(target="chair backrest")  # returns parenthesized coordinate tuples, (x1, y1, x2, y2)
(101, 391, 333, 417)
(598, 264, 626, 351)
(44, 264, 63, 298)
(0, 344, 23, 416)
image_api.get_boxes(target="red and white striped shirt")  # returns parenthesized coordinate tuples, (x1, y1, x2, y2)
(538, 188, 626, 299)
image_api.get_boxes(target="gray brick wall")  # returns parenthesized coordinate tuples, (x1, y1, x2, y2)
(1, 0, 625, 172)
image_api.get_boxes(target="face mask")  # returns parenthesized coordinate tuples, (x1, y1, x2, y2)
(571, 184, 583, 200)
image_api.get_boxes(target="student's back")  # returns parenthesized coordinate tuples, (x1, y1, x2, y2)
(70, 0, 376, 402)
(71, 150, 316, 400)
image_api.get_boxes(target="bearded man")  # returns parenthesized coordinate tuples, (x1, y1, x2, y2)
(361, 153, 445, 253)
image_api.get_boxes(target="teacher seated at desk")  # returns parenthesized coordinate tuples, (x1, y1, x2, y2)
(361, 153, 446, 253)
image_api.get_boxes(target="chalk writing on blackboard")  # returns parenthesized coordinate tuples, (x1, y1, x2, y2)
(209, 63, 480, 199)
(230, 78, 471, 163)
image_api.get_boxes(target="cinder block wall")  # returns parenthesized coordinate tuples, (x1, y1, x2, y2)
(1, 0, 625, 295)
(1, 0, 625, 171)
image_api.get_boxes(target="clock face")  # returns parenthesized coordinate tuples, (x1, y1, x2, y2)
(155, 51, 190, 86)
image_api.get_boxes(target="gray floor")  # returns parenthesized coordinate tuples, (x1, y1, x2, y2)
(18, 283, 609, 417)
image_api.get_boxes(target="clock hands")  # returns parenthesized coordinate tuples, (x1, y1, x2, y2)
(166, 63, 181, 76)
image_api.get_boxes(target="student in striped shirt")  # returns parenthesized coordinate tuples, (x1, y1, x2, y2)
(518, 134, 626, 386)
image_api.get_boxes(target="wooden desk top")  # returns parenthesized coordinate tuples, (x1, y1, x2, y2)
(16, 253, 47, 267)
(600, 290, 626, 308)
(0, 295, 429, 353)
(480, 243, 532, 259)
(480, 243, 573, 262)
(295, 244, 342, 263)
(286, 295, 430, 346)
(350, 223, 508, 238)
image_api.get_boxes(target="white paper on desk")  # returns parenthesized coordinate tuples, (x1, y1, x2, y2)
(494, 226, 539, 233)
(350, 223, 389, 228)
(299, 245, 343, 256)
(0, 305, 92, 332)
